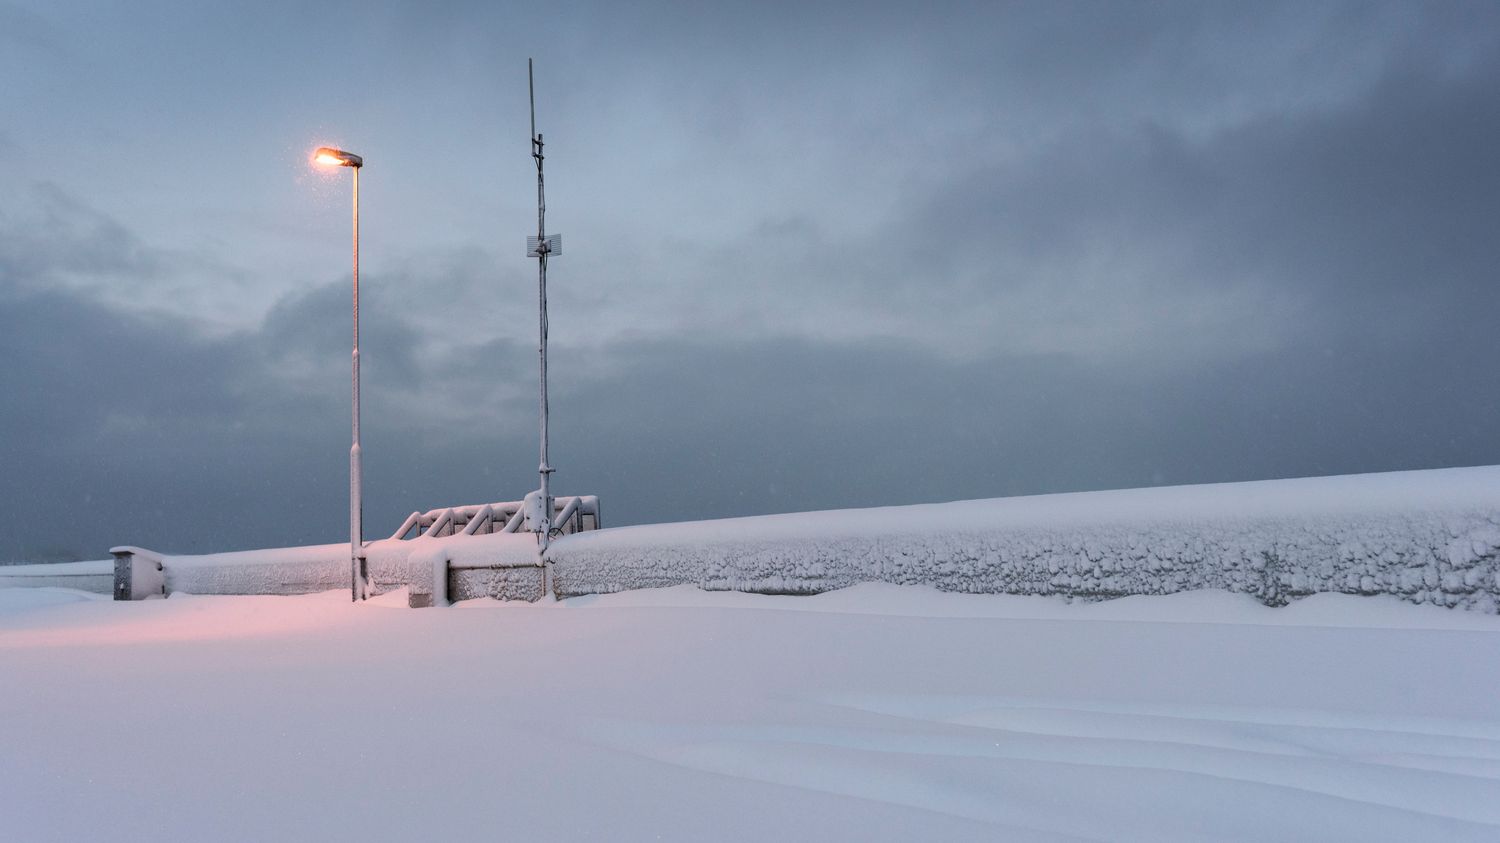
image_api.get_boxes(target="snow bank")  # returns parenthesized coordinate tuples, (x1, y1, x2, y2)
(546, 465, 1500, 611)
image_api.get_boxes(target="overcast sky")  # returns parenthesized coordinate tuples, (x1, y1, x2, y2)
(2, 0, 1497, 561)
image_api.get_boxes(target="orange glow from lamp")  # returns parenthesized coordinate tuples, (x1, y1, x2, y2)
(313, 147, 363, 168)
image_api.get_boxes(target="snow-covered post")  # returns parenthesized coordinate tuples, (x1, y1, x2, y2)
(313, 145, 368, 602)
(350, 160, 367, 601)
(431, 553, 450, 607)
(110, 546, 165, 600)
(526, 59, 560, 558)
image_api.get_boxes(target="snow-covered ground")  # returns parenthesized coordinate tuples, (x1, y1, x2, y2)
(3, 584, 1498, 841)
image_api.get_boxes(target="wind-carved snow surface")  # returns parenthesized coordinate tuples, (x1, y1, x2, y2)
(2, 585, 1498, 841)
(547, 465, 1500, 611)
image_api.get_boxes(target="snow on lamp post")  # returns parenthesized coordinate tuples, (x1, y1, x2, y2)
(313, 146, 368, 602)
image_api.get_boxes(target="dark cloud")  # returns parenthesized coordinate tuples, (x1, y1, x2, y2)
(0, 181, 552, 559)
(0, 267, 533, 560)
(0, 184, 164, 285)
(830, 34, 1500, 361)
(6, 260, 1494, 561)
(551, 329, 1500, 528)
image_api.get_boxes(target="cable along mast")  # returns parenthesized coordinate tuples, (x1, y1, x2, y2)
(523, 58, 563, 553)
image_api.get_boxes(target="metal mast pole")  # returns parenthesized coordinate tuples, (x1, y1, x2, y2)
(531, 58, 554, 553)
(350, 164, 366, 601)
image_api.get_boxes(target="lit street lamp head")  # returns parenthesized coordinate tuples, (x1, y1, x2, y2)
(311, 142, 365, 599)
(314, 147, 363, 168)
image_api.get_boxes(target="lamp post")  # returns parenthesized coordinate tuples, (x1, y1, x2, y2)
(313, 146, 367, 601)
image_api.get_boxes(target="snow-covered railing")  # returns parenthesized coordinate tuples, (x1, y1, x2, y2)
(390, 496, 600, 540)
(399, 496, 605, 606)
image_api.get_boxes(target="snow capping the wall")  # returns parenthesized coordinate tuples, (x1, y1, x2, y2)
(148, 541, 416, 596)
(546, 466, 1500, 612)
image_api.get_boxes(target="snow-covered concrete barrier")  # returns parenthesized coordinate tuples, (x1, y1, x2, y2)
(109, 540, 418, 597)
(0, 559, 115, 595)
(544, 466, 1500, 612)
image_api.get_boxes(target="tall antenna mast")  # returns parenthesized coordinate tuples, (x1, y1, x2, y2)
(525, 58, 562, 553)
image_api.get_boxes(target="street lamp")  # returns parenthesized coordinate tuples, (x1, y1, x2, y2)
(313, 146, 367, 601)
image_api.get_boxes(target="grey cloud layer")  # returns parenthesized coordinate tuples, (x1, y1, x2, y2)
(6, 255, 1494, 560)
(2, 1, 1497, 560)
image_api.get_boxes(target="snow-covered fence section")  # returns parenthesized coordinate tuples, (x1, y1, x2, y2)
(407, 532, 546, 607)
(404, 496, 603, 606)
(546, 466, 1500, 612)
(0, 559, 115, 595)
